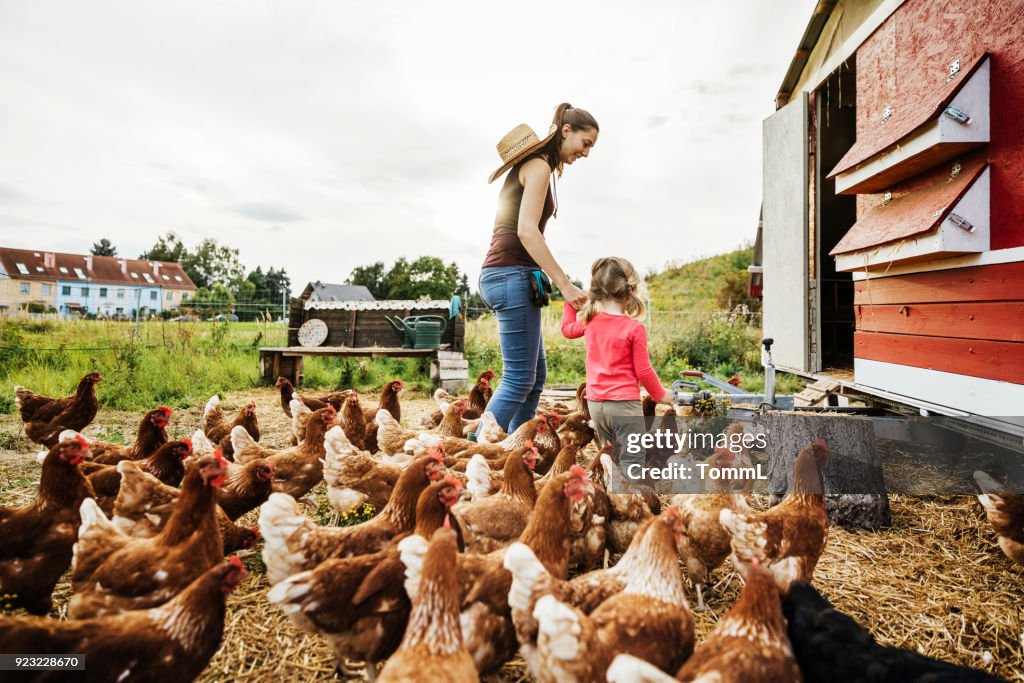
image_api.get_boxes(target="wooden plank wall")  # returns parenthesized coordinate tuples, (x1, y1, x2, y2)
(289, 305, 465, 350)
(853, 262, 1024, 383)
(287, 298, 303, 346)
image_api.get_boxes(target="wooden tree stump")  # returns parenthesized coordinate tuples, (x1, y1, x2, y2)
(764, 411, 891, 530)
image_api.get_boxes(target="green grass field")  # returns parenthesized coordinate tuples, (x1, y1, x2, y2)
(0, 318, 434, 413)
(0, 306, 801, 415)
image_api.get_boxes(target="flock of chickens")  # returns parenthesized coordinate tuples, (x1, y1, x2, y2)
(1, 370, 1021, 682)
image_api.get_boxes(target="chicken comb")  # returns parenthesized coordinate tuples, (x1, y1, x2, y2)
(443, 474, 462, 489)
(251, 527, 260, 540)
(73, 434, 90, 449)
(182, 437, 193, 452)
(479, 377, 490, 385)
(812, 438, 829, 450)
(157, 406, 172, 416)
(547, 413, 562, 428)
(663, 505, 681, 520)
(213, 448, 227, 466)
(569, 464, 588, 480)
(427, 446, 445, 461)
(228, 555, 245, 570)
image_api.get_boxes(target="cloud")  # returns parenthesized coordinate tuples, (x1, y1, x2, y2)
(728, 63, 779, 79)
(229, 203, 304, 223)
(679, 81, 742, 97)
(0, 184, 27, 202)
(0, 0, 819, 291)
(0, 212, 79, 233)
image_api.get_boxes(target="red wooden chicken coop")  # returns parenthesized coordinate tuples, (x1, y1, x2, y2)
(755, 0, 1024, 445)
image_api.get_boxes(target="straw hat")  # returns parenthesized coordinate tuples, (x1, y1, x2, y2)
(488, 123, 558, 183)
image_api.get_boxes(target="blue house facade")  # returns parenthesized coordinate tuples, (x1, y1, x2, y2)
(0, 249, 196, 318)
(54, 281, 166, 318)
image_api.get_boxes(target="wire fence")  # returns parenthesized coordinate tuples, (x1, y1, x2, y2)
(465, 305, 761, 335)
(2, 304, 762, 357)
(0, 317, 290, 355)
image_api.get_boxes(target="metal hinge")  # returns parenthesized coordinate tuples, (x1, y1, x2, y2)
(882, 106, 893, 123)
(880, 192, 893, 207)
(948, 161, 962, 182)
(944, 106, 971, 124)
(947, 59, 961, 81)
(947, 213, 974, 232)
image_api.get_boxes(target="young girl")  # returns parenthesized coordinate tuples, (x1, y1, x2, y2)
(561, 256, 672, 482)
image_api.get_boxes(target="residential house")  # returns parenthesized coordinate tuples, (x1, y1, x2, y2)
(0, 251, 57, 314)
(0, 247, 196, 318)
(300, 281, 375, 303)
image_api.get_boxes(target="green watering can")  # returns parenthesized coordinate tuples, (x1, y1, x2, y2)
(384, 315, 448, 349)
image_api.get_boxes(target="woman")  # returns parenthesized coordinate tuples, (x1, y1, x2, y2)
(479, 103, 599, 431)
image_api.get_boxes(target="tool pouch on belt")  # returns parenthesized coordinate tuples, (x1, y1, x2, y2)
(528, 270, 552, 307)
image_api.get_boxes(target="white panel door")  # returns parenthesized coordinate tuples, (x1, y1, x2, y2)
(762, 94, 809, 371)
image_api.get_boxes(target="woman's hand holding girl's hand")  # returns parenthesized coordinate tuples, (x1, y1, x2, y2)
(560, 282, 588, 310)
(657, 391, 675, 406)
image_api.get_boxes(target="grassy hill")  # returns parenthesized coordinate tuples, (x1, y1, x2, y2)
(634, 245, 802, 394)
(646, 245, 759, 313)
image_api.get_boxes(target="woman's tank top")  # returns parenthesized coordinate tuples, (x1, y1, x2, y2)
(481, 155, 554, 268)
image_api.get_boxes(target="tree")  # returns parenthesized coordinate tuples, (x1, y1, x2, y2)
(181, 238, 244, 289)
(235, 279, 257, 302)
(139, 232, 186, 263)
(404, 257, 460, 300)
(456, 273, 488, 320)
(90, 238, 118, 257)
(137, 231, 288, 319)
(379, 257, 413, 299)
(232, 266, 291, 321)
(378, 257, 460, 300)
(348, 261, 386, 298)
(549, 277, 583, 302)
(349, 256, 462, 301)
(186, 283, 235, 316)
(246, 266, 266, 294)
(264, 267, 291, 303)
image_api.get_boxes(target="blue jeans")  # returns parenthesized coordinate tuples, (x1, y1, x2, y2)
(478, 265, 546, 432)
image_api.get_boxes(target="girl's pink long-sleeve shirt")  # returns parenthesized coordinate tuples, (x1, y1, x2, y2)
(561, 302, 668, 402)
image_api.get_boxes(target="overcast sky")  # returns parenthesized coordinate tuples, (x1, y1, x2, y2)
(0, 0, 816, 294)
